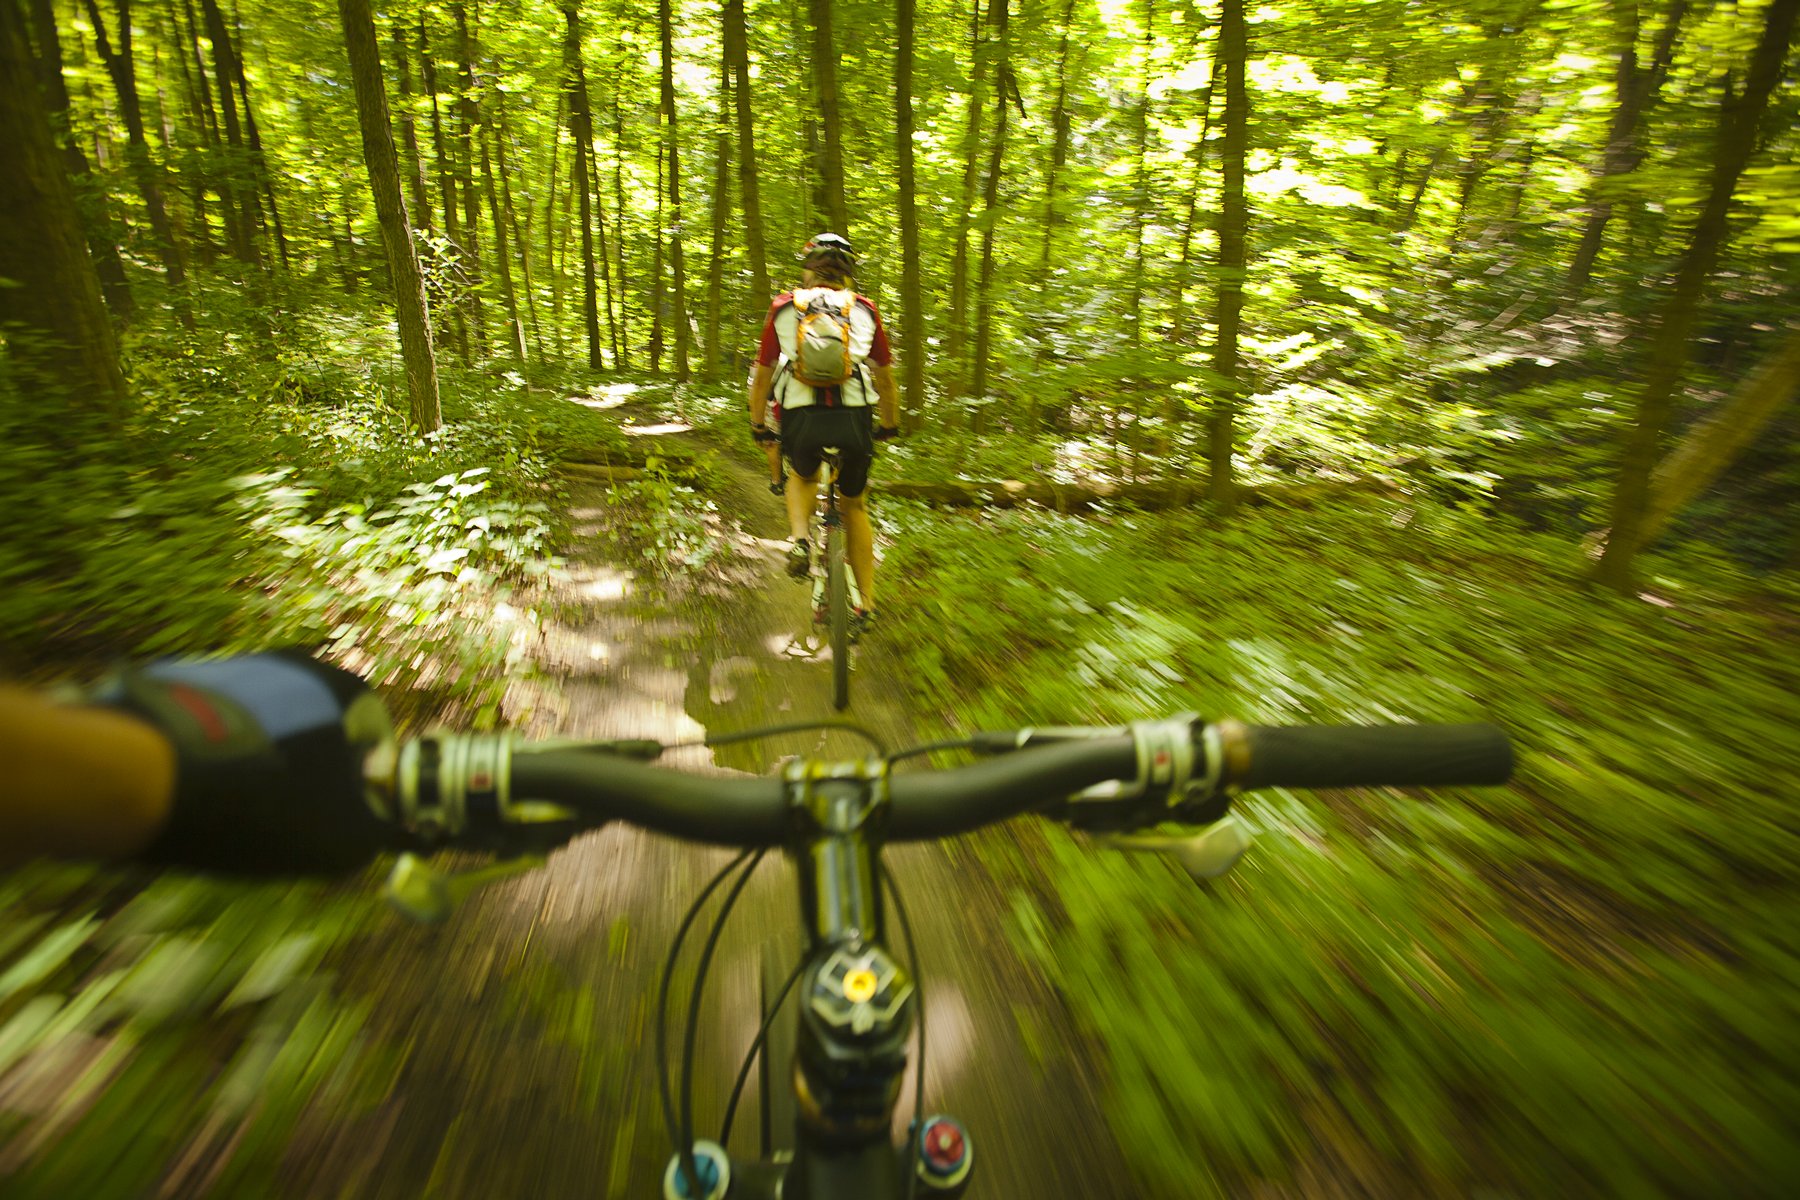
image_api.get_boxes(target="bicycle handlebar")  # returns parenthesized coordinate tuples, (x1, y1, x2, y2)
(368, 717, 1513, 853)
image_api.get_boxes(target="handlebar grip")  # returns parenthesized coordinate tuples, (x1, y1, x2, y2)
(1232, 723, 1512, 790)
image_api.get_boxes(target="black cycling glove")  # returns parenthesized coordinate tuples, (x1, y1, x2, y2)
(94, 651, 404, 875)
(874, 425, 900, 442)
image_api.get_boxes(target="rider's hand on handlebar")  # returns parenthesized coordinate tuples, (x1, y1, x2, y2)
(751, 422, 780, 444)
(93, 651, 401, 875)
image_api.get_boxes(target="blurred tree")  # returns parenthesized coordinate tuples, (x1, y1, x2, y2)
(336, 0, 440, 433)
(1596, 0, 1798, 590)
(0, 0, 129, 423)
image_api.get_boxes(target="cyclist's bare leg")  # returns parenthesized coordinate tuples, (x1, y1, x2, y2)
(763, 441, 783, 486)
(841, 491, 876, 610)
(785, 468, 819, 543)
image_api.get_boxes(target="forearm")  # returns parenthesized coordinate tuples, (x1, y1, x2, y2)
(749, 364, 775, 426)
(0, 686, 174, 867)
(872, 365, 901, 428)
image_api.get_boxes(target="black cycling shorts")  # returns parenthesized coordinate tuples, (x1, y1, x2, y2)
(780, 406, 875, 497)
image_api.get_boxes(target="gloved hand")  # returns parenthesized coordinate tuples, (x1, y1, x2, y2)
(751, 422, 780, 444)
(94, 650, 404, 875)
(874, 425, 901, 442)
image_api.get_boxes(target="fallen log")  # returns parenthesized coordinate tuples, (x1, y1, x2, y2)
(876, 477, 1395, 512)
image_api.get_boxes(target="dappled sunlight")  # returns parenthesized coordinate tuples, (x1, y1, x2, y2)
(578, 568, 633, 603)
(621, 422, 693, 436)
(565, 383, 644, 410)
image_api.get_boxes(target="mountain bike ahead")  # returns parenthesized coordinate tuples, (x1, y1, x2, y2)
(797, 447, 862, 711)
(374, 712, 1513, 1198)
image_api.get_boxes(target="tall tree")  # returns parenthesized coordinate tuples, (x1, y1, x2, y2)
(1595, 0, 1798, 590)
(390, 19, 433, 233)
(452, 1, 487, 352)
(656, 0, 689, 379)
(0, 0, 129, 421)
(25, 0, 132, 320)
(969, 0, 1016, 404)
(1636, 324, 1800, 548)
(198, 0, 258, 262)
(723, 0, 769, 315)
(1127, 0, 1155, 323)
(418, 17, 470, 362)
(1562, 0, 1689, 301)
(562, 1, 602, 370)
(894, 0, 924, 426)
(945, 0, 988, 404)
(701, 32, 731, 378)
(226, 2, 288, 269)
(1209, 0, 1249, 508)
(176, 0, 224, 263)
(1037, 0, 1078, 284)
(337, 0, 441, 433)
(808, 0, 850, 237)
(83, 0, 191, 311)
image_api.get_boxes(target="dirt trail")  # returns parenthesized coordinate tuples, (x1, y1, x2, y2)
(289, 411, 1139, 1198)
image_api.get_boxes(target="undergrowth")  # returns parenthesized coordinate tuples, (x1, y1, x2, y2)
(0, 295, 632, 1198)
(879, 497, 1800, 1198)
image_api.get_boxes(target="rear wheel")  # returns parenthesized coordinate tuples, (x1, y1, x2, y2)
(827, 525, 851, 710)
(759, 948, 798, 1157)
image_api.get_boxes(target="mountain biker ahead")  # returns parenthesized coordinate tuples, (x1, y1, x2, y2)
(747, 233, 902, 638)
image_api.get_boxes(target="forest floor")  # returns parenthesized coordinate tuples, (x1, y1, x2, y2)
(281, 391, 1137, 1197)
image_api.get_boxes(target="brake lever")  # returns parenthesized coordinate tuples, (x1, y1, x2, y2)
(383, 852, 545, 923)
(1097, 818, 1253, 884)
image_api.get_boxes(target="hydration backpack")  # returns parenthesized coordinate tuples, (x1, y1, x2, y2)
(790, 292, 856, 387)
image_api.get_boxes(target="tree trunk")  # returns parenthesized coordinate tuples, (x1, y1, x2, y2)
(1595, 0, 1799, 590)
(895, 0, 924, 428)
(969, 0, 1013, 406)
(493, 95, 541, 360)
(701, 39, 732, 379)
(946, 0, 988, 405)
(1210, 0, 1249, 509)
(587, 119, 620, 365)
(1170, 58, 1220, 347)
(563, 3, 603, 370)
(546, 92, 569, 361)
(724, 0, 769, 316)
(808, 0, 851, 237)
(649, 135, 665, 372)
(227, 1, 287, 270)
(1128, 0, 1154, 324)
(481, 127, 524, 359)
(173, 0, 219, 265)
(390, 18, 433, 232)
(1037, 0, 1077, 284)
(610, 82, 629, 368)
(657, 0, 690, 380)
(1635, 325, 1800, 546)
(0, 0, 129, 422)
(84, 0, 192, 315)
(27, 0, 133, 320)
(453, 2, 487, 355)
(337, 0, 440, 434)
(199, 0, 257, 262)
(1563, 0, 1688, 301)
(418, 17, 469, 363)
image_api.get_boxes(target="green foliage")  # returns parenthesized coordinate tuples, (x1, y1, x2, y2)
(1, 295, 622, 703)
(880, 497, 1800, 1196)
(0, 862, 392, 1200)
